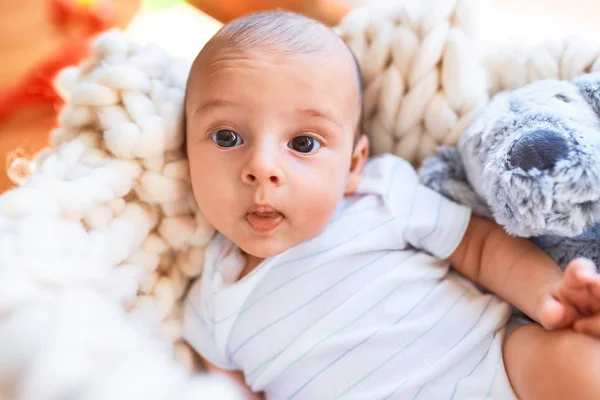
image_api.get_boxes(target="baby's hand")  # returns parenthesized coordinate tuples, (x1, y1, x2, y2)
(537, 258, 600, 335)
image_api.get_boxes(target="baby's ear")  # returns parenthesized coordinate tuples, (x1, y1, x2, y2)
(344, 134, 370, 195)
(574, 72, 600, 116)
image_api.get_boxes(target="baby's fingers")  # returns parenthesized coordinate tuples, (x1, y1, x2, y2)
(574, 315, 600, 338)
(565, 258, 599, 286)
(572, 259, 600, 307)
(539, 295, 577, 330)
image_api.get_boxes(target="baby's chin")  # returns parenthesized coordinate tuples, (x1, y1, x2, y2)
(237, 240, 290, 260)
(232, 222, 327, 261)
(235, 232, 305, 261)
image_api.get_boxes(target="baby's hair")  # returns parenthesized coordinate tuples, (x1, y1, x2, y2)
(209, 10, 334, 55)
(185, 10, 364, 145)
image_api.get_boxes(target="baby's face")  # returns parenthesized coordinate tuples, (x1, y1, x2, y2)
(186, 47, 364, 260)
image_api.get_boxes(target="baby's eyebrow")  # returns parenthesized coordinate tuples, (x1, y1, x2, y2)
(298, 108, 344, 132)
(195, 99, 238, 115)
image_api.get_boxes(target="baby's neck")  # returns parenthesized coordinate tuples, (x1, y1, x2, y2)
(239, 252, 264, 280)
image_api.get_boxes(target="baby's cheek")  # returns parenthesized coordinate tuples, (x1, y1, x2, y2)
(301, 185, 340, 235)
(190, 169, 234, 228)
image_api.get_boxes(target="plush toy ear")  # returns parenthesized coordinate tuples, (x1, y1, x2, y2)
(418, 147, 492, 218)
(574, 72, 600, 116)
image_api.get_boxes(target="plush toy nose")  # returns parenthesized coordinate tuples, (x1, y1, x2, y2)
(508, 129, 568, 171)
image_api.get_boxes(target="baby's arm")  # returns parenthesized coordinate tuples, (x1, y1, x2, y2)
(200, 357, 265, 400)
(451, 220, 600, 399)
(448, 215, 600, 330)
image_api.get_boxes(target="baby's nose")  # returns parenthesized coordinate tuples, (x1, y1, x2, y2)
(242, 149, 285, 186)
(508, 129, 569, 171)
(244, 171, 282, 185)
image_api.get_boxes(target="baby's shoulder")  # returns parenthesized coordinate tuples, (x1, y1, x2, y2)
(332, 154, 416, 225)
(357, 153, 418, 196)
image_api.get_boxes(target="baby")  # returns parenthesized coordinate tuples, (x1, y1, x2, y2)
(183, 11, 600, 400)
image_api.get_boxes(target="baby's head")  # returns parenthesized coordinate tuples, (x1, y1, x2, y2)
(185, 11, 368, 261)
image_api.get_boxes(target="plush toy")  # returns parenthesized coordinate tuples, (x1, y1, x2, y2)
(419, 73, 600, 269)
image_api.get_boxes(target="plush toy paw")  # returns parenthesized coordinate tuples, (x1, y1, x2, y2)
(418, 146, 491, 219)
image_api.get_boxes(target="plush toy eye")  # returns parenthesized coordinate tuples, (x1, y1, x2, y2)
(555, 93, 571, 103)
(211, 129, 244, 148)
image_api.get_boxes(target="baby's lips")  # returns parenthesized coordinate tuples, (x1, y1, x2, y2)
(252, 211, 281, 218)
(248, 203, 282, 215)
(246, 212, 284, 233)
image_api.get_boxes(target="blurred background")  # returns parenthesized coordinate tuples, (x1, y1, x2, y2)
(0, 0, 598, 192)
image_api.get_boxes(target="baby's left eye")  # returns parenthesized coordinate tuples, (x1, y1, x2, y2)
(288, 136, 322, 154)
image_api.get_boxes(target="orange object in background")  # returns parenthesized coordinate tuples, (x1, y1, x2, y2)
(186, 0, 350, 26)
(0, 0, 139, 192)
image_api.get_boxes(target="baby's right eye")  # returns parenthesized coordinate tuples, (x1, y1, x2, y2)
(211, 129, 244, 148)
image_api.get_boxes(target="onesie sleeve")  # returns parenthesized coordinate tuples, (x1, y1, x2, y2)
(183, 277, 235, 370)
(384, 155, 472, 260)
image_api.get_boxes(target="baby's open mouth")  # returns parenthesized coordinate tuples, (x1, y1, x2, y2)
(246, 207, 284, 233)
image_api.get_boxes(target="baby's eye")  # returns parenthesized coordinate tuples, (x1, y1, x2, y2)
(211, 129, 244, 148)
(288, 136, 322, 154)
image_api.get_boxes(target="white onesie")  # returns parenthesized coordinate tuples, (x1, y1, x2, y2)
(184, 154, 517, 399)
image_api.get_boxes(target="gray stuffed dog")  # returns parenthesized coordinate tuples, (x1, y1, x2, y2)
(419, 72, 600, 270)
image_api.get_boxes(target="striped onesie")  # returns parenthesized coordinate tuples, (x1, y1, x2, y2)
(184, 154, 517, 399)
